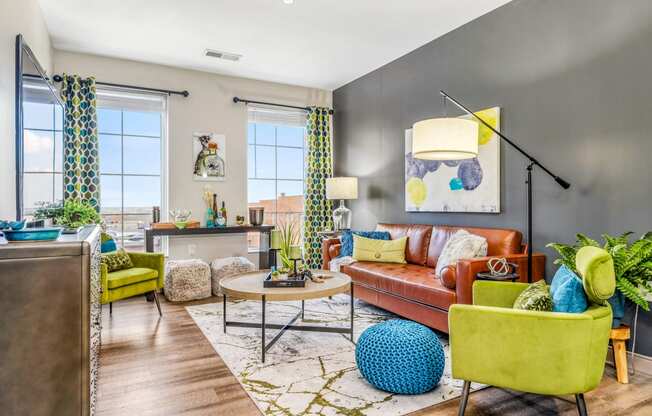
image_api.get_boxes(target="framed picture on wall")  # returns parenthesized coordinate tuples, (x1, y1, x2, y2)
(404, 107, 501, 213)
(193, 132, 226, 181)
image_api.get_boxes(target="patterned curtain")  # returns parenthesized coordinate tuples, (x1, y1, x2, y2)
(304, 107, 334, 269)
(60, 75, 100, 209)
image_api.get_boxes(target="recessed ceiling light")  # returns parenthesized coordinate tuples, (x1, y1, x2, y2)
(283, 0, 294, 4)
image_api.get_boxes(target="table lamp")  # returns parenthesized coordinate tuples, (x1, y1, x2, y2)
(326, 177, 358, 231)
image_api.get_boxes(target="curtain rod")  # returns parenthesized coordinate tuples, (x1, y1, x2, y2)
(51, 74, 189, 97)
(233, 97, 334, 115)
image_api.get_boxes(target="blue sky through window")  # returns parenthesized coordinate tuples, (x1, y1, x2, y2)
(247, 122, 305, 205)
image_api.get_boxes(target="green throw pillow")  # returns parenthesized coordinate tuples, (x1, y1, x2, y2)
(513, 280, 553, 311)
(101, 249, 133, 272)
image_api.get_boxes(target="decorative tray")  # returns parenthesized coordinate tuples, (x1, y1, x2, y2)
(263, 270, 311, 288)
(2, 227, 63, 242)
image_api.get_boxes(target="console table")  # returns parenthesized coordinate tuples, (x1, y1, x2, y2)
(144, 225, 274, 269)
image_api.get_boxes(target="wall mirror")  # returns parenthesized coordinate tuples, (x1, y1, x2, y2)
(15, 34, 64, 220)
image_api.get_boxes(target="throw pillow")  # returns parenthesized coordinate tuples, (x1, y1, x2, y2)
(353, 235, 407, 264)
(435, 230, 488, 278)
(339, 230, 391, 257)
(100, 232, 117, 253)
(513, 280, 553, 311)
(550, 265, 588, 313)
(101, 249, 134, 272)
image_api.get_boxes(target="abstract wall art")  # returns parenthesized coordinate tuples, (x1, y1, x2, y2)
(193, 132, 226, 181)
(404, 107, 500, 213)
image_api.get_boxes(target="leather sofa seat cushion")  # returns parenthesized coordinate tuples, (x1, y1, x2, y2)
(426, 226, 522, 268)
(376, 223, 433, 266)
(107, 267, 158, 289)
(343, 262, 456, 310)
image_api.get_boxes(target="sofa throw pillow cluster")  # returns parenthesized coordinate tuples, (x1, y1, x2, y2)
(513, 280, 553, 311)
(435, 230, 488, 278)
(101, 249, 133, 272)
(339, 230, 391, 257)
(353, 235, 407, 264)
(550, 265, 588, 313)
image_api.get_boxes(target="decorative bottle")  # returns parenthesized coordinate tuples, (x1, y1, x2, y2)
(220, 201, 227, 226)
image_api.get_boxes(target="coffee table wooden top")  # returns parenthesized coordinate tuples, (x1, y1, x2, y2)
(219, 270, 351, 301)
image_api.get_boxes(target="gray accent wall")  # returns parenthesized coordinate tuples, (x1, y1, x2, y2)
(333, 0, 652, 356)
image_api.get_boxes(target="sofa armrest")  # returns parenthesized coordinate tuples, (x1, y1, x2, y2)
(128, 252, 165, 289)
(449, 303, 609, 395)
(455, 253, 546, 304)
(322, 238, 341, 269)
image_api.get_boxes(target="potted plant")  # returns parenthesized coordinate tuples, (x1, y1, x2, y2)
(277, 215, 301, 272)
(33, 200, 64, 226)
(547, 232, 652, 327)
(55, 200, 102, 233)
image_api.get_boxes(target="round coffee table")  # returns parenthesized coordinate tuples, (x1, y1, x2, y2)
(220, 270, 354, 362)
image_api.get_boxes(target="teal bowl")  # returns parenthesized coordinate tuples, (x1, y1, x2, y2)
(3, 227, 63, 242)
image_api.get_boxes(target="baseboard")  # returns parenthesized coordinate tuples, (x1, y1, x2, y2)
(606, 346, 652, 376)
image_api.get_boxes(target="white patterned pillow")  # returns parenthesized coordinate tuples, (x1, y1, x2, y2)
(435, 230, 488, 278)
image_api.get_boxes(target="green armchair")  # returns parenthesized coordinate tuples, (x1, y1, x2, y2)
(449, 247, 615, 416)
(101, 252, 165, 316)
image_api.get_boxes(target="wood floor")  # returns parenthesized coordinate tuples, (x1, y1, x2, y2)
(97, 296, 652, 416)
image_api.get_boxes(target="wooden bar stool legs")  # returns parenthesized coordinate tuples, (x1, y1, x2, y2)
(610, 325, 630, 384)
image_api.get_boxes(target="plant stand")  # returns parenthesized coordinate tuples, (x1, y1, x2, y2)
(610, 324, 630, 384)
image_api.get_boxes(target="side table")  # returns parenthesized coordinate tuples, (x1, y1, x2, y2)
(476, 272, 519, 283)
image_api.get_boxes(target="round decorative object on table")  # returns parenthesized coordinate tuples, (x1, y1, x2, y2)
(355, 319, 445, 394)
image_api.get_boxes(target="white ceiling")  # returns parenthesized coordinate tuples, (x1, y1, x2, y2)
(38, 0, 511, 91)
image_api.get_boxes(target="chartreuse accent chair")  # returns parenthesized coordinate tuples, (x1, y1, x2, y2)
(449, 246, 615, 416)
(101, 252, 165, 316)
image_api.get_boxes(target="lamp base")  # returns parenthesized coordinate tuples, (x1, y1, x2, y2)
(333, 200, 352, 231)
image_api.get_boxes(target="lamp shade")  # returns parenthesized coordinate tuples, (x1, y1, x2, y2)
(326, 177, 358, 200)
(412, 117, 479, 160)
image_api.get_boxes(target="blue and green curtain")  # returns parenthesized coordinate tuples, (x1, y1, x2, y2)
(304, 107, 334, 269)
(60, 74, 100, 209)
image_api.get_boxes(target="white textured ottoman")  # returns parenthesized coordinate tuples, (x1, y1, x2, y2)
(210, 256, 256, 295)
(165, 259, 211, 302)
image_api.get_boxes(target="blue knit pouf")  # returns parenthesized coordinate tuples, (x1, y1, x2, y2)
(355, 319, 445, 394)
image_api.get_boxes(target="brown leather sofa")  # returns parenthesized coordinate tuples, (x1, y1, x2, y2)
(322, 223, 545, 332)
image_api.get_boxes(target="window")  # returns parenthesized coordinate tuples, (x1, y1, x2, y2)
(22, 79, 64, 214)
(97, 89, 167, 251)
(247, 106, 307, 250)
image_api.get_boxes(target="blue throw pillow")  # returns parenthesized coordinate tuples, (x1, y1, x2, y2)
(550, 265, 588, 313)
(101, 232, 118, 253)
(339, 230, 391, 257)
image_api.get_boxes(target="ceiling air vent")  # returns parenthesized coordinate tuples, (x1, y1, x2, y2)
(205, 49, 242, 62)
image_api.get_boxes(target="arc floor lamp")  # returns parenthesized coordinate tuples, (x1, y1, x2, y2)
(412, 91, 570, 282)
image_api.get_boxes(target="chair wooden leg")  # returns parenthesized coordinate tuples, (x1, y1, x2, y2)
(458, 381, 471, 416)
(109, 302, 112, 315)
(575, 393, 588, 416)
(153, 291, 162, 317)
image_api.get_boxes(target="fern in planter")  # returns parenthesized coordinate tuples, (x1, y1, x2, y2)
(547, 232, 652, 311)
(55, 200, 102, 229)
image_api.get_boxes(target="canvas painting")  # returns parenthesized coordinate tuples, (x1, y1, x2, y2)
(405, 107, 500, 213)
(193, 133, 226, 181)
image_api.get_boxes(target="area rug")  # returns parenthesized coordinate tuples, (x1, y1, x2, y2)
(186, 295, 481, 415)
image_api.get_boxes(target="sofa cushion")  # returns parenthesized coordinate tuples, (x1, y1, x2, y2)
(435, 230, 488, 277)
(340, 230, 391, 257)
(550, 265, 588, 313)
(342, 262, 456, 310)
(102, 249, 134, 272)
(108, 267, 158, 289)
(353, 235, 407, 264)
(376, 223, 432, 266)
(513, 280, 553, 311)
(427, 226, 522, 268)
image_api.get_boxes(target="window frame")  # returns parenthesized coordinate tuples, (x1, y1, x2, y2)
(97, 88, 169, 251)
(246, 111, 307, 250)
